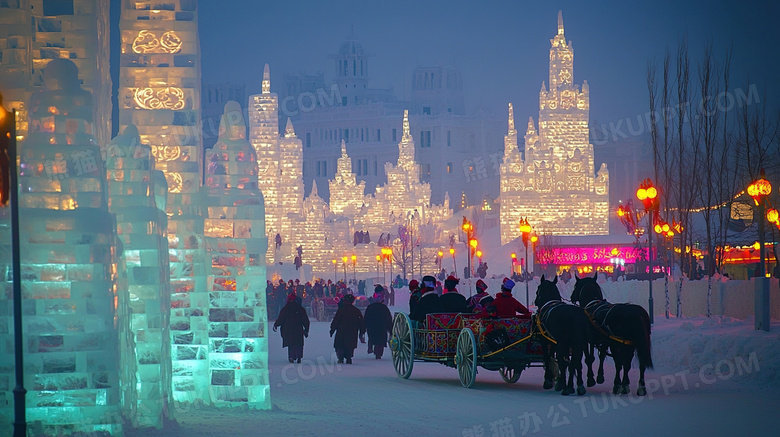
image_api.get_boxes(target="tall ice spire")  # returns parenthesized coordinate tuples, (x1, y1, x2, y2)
(508, 103, 516, 135)
(558, 10, 564, 35)
(284, 118, 296, 137)
(340, 138, 347, 156)
(262, 63, 271, 94)
(402, 109, 411, 141)
(526, 116, 536, 135)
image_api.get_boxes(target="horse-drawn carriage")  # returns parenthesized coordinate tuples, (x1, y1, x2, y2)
(311, 295, 370, 321)
(390, 312, 549, 388)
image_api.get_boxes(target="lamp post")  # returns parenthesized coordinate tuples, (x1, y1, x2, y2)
(462, 217, 474, 278)
(437, 250, 443, 275)
(469, 238, 478, 278)
(2, 96, 26, 437)
(351, 254, 357, 283)
(332, 259, 337, 284)
(748, 172, 772, 331)
(342, 256, 348, 283)
(637, 178, 659, 324)
(450, 247, 456, 276)
(376, 254, 381, 278)
(510, 253, 517, 278)
(519, 217, 532, 308)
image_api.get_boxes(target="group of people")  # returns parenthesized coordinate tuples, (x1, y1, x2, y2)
(408, 275, 531, 323)
(273, 283, 393, 364)
(273, 273, 533, 365)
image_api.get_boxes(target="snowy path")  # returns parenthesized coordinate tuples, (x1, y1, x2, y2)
(129, 308, 780, 437)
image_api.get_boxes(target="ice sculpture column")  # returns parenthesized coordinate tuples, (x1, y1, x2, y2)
(203, 101, 269, 408)
(118, 0, 210, 405)
(105, 125, 172, 428)
(0, 59, 123, 436)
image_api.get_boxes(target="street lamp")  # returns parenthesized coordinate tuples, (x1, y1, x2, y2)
(462, 217, 474, 278)
(376, 254, 381, 278)
(510, 252, 517, 278)
(450, 247, 456, 276)
(342, 256, 348, 283)
(748, 171, 772, 331)
(2, 94, 26, 437)
(332, 259, 337, 284)
(519, 217, 533, 308)
(437, 250, 444, 274)
(351, 254, 357, 282)
(637, 178, 659, 324)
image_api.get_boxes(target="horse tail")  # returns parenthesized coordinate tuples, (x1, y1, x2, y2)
(635, 307, 654, 369)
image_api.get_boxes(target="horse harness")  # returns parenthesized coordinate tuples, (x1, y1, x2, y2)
(583, 300, 634, 346)
(534, 300, 569, 344)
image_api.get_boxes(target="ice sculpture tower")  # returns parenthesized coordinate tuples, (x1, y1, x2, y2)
(105, 125, 172, 428)
(118, 0, 211, 405)
(0, 59, 123, 435)
(329, 140, 366, 216)
(500, 11, 609, 243)
(248, 65, 303, 262)
(203, 101, 270, 408)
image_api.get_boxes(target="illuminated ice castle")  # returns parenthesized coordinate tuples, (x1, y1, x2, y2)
(500, 11, 609, 244)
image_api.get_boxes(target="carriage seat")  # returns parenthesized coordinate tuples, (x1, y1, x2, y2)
(425, 313, 463, 330)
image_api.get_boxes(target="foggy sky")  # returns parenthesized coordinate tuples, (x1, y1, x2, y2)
(199, 0, 779, 133)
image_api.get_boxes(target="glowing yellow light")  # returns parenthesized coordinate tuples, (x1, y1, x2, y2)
(449, 248, 455, 255)
(332, 259, 337, 265)
(753, 242, 760, 251)
(132, 30, 183, 54)
(767, 208, 779, 223)
(654, 224, 662, 234)
(437, 250, 443, 257)
(610, 248, 619, 256)
(134, 87, 186, 110)
(530, 235, 538, 243)
(469, 239, 478, 248)
(662, 223, 670, 232)
(476, 250, 482, 258)
(351, 255, 356, 262)
(376, 255, 381, 261)
(636, 188, 647, 201)
(646, 187, 658, 199)
(511, 253, 516, 259)
(342, 256, 347, 263)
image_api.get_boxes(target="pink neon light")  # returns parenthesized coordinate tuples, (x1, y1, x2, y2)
(537, 246, 654, 265)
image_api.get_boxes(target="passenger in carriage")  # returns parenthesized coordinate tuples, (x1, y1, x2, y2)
(492, 279, 531, 319)
(410, 275, 443, 323)
(408, 279, 421, 314)
(439, 275, 468, 313)
(466, 279, 494, 313)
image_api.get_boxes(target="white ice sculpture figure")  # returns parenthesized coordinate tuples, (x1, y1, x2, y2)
(105, 124, 173, 428)
(203, 101, 270, 408)
(0, 58, 124, 435)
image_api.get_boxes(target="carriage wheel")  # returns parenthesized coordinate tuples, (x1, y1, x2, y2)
(456, 328, 478, 388)
(391, 313, 414, 379)
(316, 300, 327, 322)
(500, 367, 522, 383)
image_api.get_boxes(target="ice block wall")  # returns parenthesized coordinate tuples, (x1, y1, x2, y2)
(105, 125, 172, 428)
(203, 101, 269, 408)
(0, 59, 124, 436)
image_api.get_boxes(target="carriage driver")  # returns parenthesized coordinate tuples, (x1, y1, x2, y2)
(492, 279, 531, 319)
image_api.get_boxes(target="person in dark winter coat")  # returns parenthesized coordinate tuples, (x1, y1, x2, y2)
(410, 275, 443, 323)
(408, 279, 421, 314)
(492, 279, 531, 319)
(364, 291, 393, 359)
(440, 275, 468, 313)
(467, 279, 494, 313)
(273, 293, 311, 363)
(330, 294, 366, 364)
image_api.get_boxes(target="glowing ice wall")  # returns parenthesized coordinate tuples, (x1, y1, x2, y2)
(105, 125, 172, 428)
(203, 101, 269, 408)
(0, 59, 123, 436)
(500, 11, 609, 243)
(118, 0, 210, 405)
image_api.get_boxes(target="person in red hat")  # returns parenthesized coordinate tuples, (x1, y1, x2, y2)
(492, 279, 531, 319)
(408, 279, 421, 314)
(467, 279, 494, 313)
(440, 275, 468, 313)
(273, 292, 310, 363)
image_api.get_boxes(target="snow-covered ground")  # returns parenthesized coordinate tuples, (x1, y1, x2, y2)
(128, 293, 780, 437)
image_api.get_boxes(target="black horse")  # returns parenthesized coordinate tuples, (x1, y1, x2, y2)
(534, 275, 590, 396)
(571, 272, 653, 396)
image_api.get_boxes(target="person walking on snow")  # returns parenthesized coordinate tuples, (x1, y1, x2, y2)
(330, 294, 366, 364)
(273, 292, 310, 363)
(364, 287, 393, 359)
